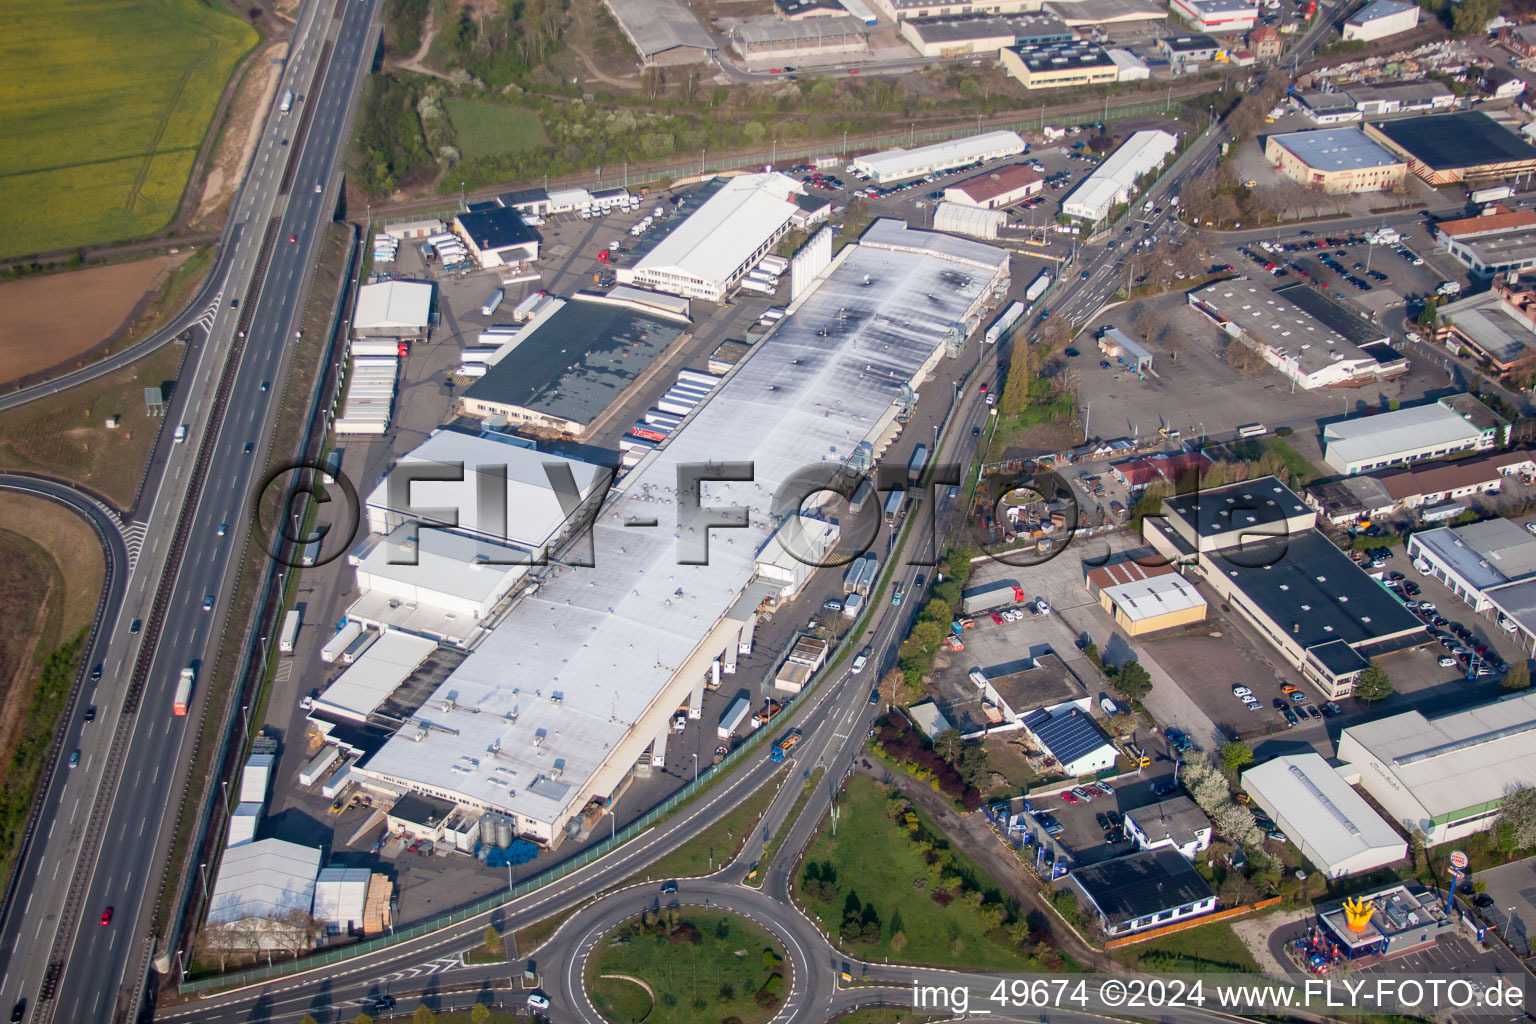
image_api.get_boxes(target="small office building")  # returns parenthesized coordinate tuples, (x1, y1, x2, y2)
(1001, 40, 1119, 90)
(1066, 848, 1217, 937)
(1343, 0, 1419, 42)
(1264, 127, 1406, 193)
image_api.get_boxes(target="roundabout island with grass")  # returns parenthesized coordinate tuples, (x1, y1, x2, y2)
(585, 908, 791, 1024)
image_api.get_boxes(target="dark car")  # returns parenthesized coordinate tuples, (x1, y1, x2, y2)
(1064, 348, 1079, 358)
(84, 705, 96, 723)
(972, 426, 981, 437)
(869, 689, 880, 704)
(129, 619, 141, 634)
(1306, 704, 1322, 720)
(12, 999, 24, 1024)
(90, 664, 101, 681)
(373, 997, 397, 1011)
(1272, 697, 1287, 710)
(660, 880, 678, 894)
(1282, 707, 1298, 727)
(1096, 812, 1110, 830)
(1473, 893, 1496, 910)
(1152, 781, 1178, 797)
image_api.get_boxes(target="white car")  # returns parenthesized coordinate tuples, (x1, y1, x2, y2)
(1231, 685, 1253, 698)
(527, 992, 551, 1011)
(1418, 601, 1437, 613)
(1438, 655, 1457, 667)
(1035, 597, 1051, 615)
(852, 649, 870, 674)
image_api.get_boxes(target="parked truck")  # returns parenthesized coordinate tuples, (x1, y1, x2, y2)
(279, 90, 294, 114)
(341, 630, 378, 664)
(769, 729, 802, 762)
(718, 697, 751, 739)
(753, 700, 784, 730)
(173, 667, 195, 716)
(907, 445, 928, 487)
(279, 609, 302, 654)
(481, 289, 506, 317)
(320, 621, 362, 663)
(1025, 270, 1052, 303)
(849, 478, 874, 515)
(984, 302, 1025, 346)
(882, 489, 907, 526)
(960, 580, 1022, 615)
(738, 613, 757, 655)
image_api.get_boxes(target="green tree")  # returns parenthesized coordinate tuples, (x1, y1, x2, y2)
(1418, 297, 1439, 330)
(1354, 664, 1393, 705)
(1452, 0, 1495, 36)
(934, 729, 965, 764)
(413, 1004, 437, 1024)
(1001, 336, 1036, 416)
(1112, 661, 1153, 700)
(891, 930, 908, 952)
(1503, 660, 1531, 692)
(482, 924, 501, 955)
(908, 619, 946, 655)
(299, 1016, 320, 1024)
(470, 1004, 492, 1024)
(352, 1013, 374, 1024)
(1221, 741, 1254, 777)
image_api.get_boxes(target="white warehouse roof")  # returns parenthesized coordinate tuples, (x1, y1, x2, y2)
(1242, 753, 1406, 877)
(1061, 130, 1178, 223)
(353, 523, 530, 615)
(311, 866, 372, 930)
(365, 429, 609, 553)
(621, 173, 804, 301)
(207, 838, 321, 925)
(1338, 690, 1536, 835)
(353, 280, 434, 331)
(361, 221, 1008, 841)
(1322, 403, 1484, 471)
(852, 131, 1026, 184)
(315, 631, 438, 723)
(1102, 573, 1206, 620)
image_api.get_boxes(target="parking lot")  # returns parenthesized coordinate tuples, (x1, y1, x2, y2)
(1027, 771, 1180, 868)
(1221, 226, 1457, 313)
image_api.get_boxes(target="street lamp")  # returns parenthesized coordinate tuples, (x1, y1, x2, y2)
(199, 862, 209, 904)
(691, 752, 699, 784)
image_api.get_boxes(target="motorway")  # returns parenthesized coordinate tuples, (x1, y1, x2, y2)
(0, 1, 379, 1022)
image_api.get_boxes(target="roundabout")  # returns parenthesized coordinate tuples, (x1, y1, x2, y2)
(555, 882, 823, 1024)
(585, 907, 789, 1024)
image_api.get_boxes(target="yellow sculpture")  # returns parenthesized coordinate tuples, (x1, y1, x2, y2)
(1343, 896, 1375, 934)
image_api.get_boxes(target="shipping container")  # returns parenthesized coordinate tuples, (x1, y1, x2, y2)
(341, 630, 378, 665)
(656, 394, 703, 416)
(643, 410, 683, 429)
(299, 746, 340, 787)
(321, 622, 363, 663)
(457, 363, 488, 378)
(511, 291, 548, 323)
(849, 478, 874, 514)
(883, 489, 906, 526)
(960, 580, 1022, 615)
(618, 435, 660, 453)
(279, 609, 302, 654)
(300, 538, 321, 567)
(459, 346, 502, 362)
(1472, 184, 1515, 203)
(350, 339, 402, 357)
(418, 242, 437, 263)
(738, 279, 775, 295)
(985, 302, 1025, 346)
(675, 369, 722, 389)
(758, 254, 789, 276)
(481, 289, 506, 317)
(1025, 270, 1052, 303)
(907, 445, 928, 487)
(718, 697, 751, 739)
(843, 592, 863, 618)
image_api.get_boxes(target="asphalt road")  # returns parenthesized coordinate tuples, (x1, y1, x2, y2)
(0, 1, 378, 1022)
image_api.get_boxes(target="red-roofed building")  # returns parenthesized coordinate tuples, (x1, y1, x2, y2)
(1247, 24, 1281, 59)
(1110, 451, 1215, 490)
(943, 163, 1044, 210)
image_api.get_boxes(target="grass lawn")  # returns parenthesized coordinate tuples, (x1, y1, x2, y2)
(587, 909, 787, 1024)
(0, 338, 185, 508)
(798, 774, 1028, 970)
(0, 0, 255, 258)
(445, 99, 551, 162)
(1110, 921, 1262, 974)
(745, 767, 821, 886)
(1228, 436, 1319, 487)
(623, 765, 787, 885)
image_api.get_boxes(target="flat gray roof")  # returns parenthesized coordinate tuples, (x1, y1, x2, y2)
(1189, 278, 1387, 377)
(462, 299, 686, 429)
(603, 0, 716, 55)
(1440, 291, 1536, 364)
(1269, 127, 1402, 172)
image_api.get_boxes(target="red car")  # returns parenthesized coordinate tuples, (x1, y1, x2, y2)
(1060, 792, 1079, 804)
(100, 907, 113, 926)
(979, 383, 988, 394)
(288, 234, 297, 243)
(990, 612, 1005, 625)
(848, 68, 859, 75)
(769, 68, 784, 74)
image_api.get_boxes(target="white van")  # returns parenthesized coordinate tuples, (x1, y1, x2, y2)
(174, 424, 188, 443)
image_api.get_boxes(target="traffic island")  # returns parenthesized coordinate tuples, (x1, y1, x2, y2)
(585, 909, 790, 1024)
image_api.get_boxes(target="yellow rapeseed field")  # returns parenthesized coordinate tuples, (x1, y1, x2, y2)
(0, 0, 256, 259)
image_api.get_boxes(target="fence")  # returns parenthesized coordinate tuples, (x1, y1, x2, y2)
(180, 665, 792, 993)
